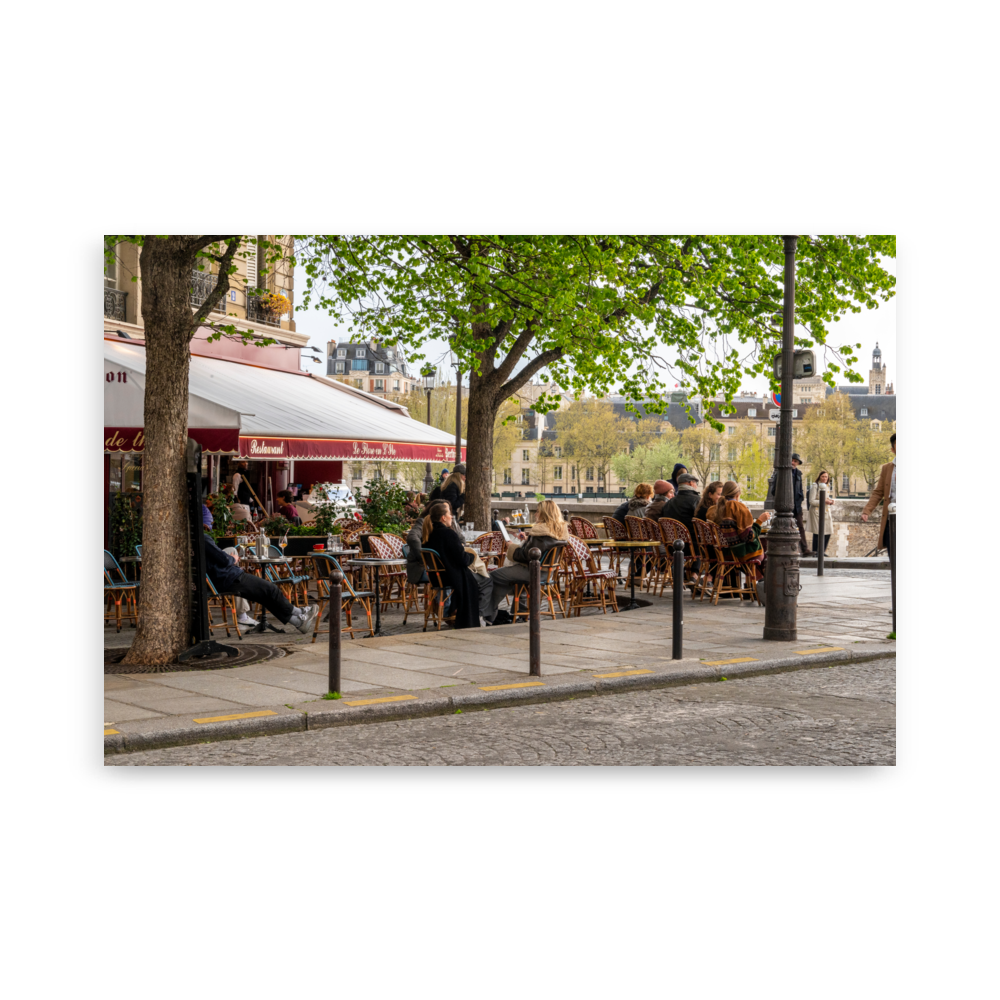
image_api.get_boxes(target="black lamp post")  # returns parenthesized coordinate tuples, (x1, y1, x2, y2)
(422, 367, 437, 495)
(763, 236, 800, 641)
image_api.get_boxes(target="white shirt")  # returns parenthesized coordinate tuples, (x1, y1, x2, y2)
(890, 457, 896, 504)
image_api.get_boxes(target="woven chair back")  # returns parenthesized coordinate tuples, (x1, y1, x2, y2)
(602, 516, 628, 540)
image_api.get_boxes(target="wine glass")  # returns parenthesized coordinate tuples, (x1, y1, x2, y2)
(279, 533, 288, 559)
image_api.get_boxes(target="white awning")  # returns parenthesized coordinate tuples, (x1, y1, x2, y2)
(103, 339, 464, 463)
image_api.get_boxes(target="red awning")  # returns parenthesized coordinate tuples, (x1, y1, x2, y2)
(240, 436, 465, 462)
(104, 427, 241, 455)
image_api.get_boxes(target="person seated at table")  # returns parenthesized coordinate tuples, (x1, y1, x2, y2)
(645, 479, 676, 520)
(694, 481, 724, 521)
(404, 491, 423, 518)
(660, 473, 700, 547)
(612, 482, 654, 525)
(275, 489, 302, 525)
(422, 501, 493, 628)
(706, 480, 772, 584)
(485, 499, 567, 625)
(203, 534, 318, 633)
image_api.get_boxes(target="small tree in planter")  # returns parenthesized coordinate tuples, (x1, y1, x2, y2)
(358, 478, 410, 534)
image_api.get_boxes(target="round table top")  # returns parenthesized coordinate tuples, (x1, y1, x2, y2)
(345, 557, 407, 567)
(603, 538, 657, 547)
(303, 548, 360, 556)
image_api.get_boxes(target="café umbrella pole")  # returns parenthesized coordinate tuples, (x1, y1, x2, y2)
(328, 569, 343, 696)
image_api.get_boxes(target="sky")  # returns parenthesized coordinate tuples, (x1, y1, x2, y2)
(292, 253, 896, 401)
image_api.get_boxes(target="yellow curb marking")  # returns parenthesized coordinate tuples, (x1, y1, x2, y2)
(703, 657, 759, 666)
(478, 682, 546, 691)
(343, 695, 417, 707)
(104, 729, 120, 736)
(594, 669, 653, 678)
(795, 647, 845, 655)
(193, 710, 278, 724)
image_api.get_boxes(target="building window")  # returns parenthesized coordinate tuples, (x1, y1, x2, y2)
(554, 446, 562, 457)
(351, 464, 363, 479)
(351, 359, 367, 370)
(553, 486, 563, 494)
(503, 468, 512, 485)
(335, 362, 344, 374)
(842, 473, 850, 491)
(875, 384, 881, 394)
(521, 469, 530, 485)
(727, 426, 735, 435)
(747, 408, 757, 417)
(390, 465, 398, 479)
(801, 397, 811, 404)
(728, 447, 738, 461)
(585, 486, 594, 493)
(710, 445, 720, 460)
(586, 468, 594, 480)
(860, 407, 868, 416)
(393, 380, 400, 391)
(374, 379, 384, 390)
(355, 349, 365, 358)
(767, 427, 776, 437)
(354, 379, 363, 388)
(337, 349, 346, 358)
(375, 362, 385, 373)
(522, 450, 530, 462)
(553, 466, 562, 480)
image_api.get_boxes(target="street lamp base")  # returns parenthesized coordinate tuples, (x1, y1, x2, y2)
(762, 626, 797, 641)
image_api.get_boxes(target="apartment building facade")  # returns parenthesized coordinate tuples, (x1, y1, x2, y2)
(326, 339, 419, 396)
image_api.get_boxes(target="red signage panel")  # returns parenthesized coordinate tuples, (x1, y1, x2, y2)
(240, 436, 465, 463)
(104, 427, 240, 454)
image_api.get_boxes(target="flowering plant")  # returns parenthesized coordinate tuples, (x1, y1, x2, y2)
(260, 292, 291, 316)
(359, 478, 410, 532)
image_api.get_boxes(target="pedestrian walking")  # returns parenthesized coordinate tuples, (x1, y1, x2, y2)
(807, 470, 835, 554)
(791, 454, 809, 556)
(860, 432, 896, 558)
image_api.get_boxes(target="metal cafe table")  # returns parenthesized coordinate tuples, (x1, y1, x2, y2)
(242, 553, 294, 634)
(602, 539, 656, 611)
(344, 557, 407, 637)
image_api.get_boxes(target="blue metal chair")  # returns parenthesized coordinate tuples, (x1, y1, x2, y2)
(104, 550, 139, 632)
(310, 553, 375, 642)
(266, 544, 311, 604)
(419, 548, 456, 631)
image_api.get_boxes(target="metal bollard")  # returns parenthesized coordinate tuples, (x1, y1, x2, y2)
(672, 539, 684, 659)
(328, 569, 343, 696)
(817, 482, 827, 576)
(529, 546, 541, 677)
(887, 504, 896, 635)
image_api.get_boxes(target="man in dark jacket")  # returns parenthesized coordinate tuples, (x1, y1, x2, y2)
(792, 454, 808, 556)
(661, 473, 700, 554)
(204, 535, 317, 633)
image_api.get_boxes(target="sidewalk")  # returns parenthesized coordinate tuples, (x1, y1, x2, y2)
(104, 570, 895, 755)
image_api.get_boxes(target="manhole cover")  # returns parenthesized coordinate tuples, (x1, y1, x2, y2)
(104, 643, 291, 674)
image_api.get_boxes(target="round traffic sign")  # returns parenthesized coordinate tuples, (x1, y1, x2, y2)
(771, 390, 781, 407)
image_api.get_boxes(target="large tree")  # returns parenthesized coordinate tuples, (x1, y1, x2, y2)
(104, 235, 289, 664)
(294, 236, 895, 528)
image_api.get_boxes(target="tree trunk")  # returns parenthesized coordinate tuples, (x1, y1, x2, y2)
(463, 380, 498, 529)
(121, 238, 200, 665)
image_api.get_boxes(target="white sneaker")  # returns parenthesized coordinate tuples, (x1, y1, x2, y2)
(237, 613, 257, 625)
(289, 605, 319, 634)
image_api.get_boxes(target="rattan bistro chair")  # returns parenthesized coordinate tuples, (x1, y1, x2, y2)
(368, 535, 409, 614)
(601, 516, 628, 579)
(563, 534, 618, 617)
(419, 548, 457, 631)
(206, 575, 242, 639)
(658, 518, 697, 596)
(310, 553, 375, 642)
(511, 543, 567, 622)
(104, 550, 139, 632)
(689, 518, 720, 601)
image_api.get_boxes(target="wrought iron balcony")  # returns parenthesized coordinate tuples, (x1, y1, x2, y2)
(189, 269, 229, 314)
(245, 292, 282, 327)
(104, 286, 127, 321)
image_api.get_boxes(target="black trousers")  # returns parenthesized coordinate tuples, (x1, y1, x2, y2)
(794, 512, 809, 555)
(811, 534, 831, 554)
(229, 571, 294, 623)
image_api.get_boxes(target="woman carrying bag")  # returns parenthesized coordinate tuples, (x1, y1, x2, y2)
(806, 470, 835, 554)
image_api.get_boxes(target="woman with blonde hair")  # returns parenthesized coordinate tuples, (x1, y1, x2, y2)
(706, 481, 772, 583)
(485, 499, 568, 624)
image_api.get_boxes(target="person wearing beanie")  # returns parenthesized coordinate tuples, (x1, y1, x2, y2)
(645, 479, 676, 520)
(668, 462, 688, 493)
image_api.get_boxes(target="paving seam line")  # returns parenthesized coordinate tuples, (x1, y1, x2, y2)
(104, 646, 895, 755)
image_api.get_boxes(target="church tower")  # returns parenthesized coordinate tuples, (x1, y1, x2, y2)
(869, 343, 886, 395)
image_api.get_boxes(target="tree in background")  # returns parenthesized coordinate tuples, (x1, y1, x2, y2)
(851, 420, 896, 491)
(795, 392, 857, 496)
(722, 420, 772, 499)
(295, 235, 895, 527)
(611, 430, 683, 491)
(682, 423, 724, 486)
(557, 399, 632, 494)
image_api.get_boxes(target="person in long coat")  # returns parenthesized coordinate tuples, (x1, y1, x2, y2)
(707, 480, 773, 584)
(861, 433, 896, 556)
(806, 470, 836, 554)
(422, 502, 485, 628)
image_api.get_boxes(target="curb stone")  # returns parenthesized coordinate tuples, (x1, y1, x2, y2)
(104, 645, 895, 755)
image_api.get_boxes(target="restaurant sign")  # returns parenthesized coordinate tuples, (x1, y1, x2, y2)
(240, 436, 465, 463)
(104, 427, 240, 454)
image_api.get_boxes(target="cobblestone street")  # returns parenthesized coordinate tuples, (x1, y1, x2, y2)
(107, 656, 895, 766)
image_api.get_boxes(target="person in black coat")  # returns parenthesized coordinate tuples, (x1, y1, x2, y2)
(668, 462, 688, 493)
(422, 502, 488, 628)
(438, 464, 466, 518)
(791, 453, 808, 556)
(661, 472, 701, 555)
